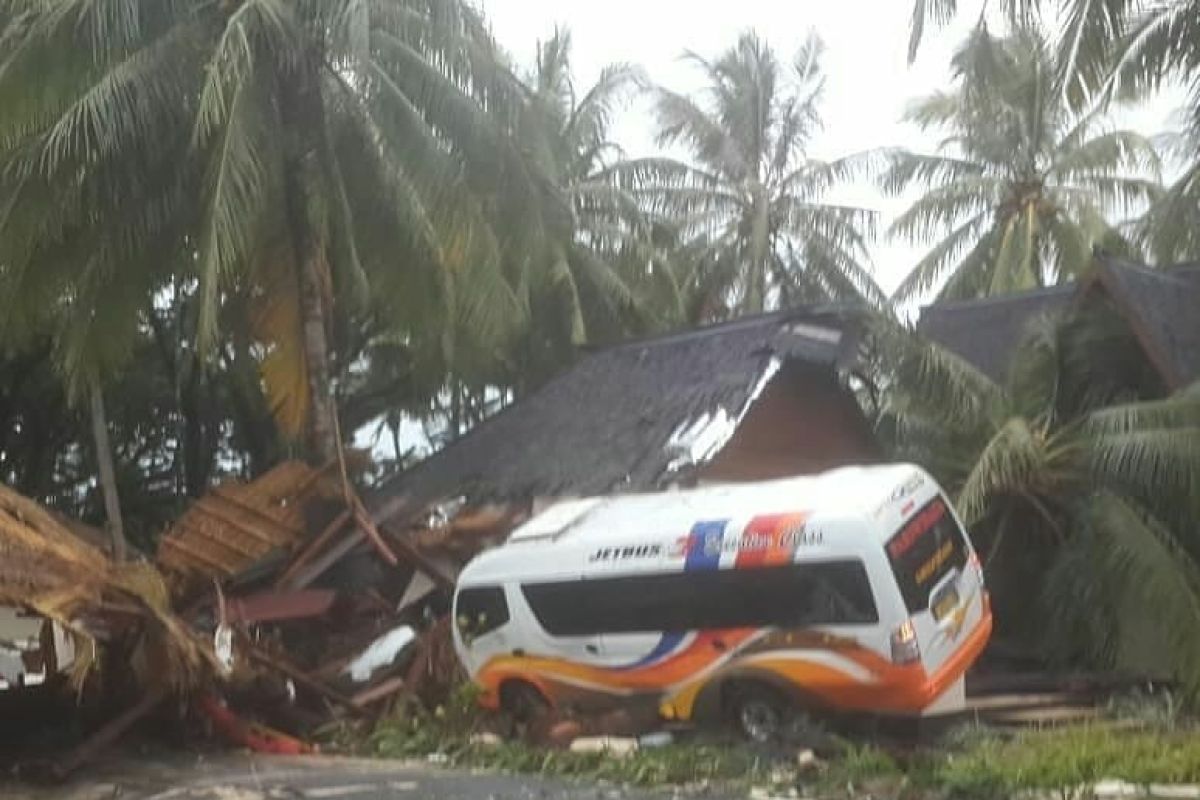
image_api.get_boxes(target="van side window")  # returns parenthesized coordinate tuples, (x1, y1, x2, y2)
(521, 561, 877, 636)
(455, 586, 510, 641)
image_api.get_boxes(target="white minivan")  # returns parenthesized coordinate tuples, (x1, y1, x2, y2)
(452, 464, 991, 737)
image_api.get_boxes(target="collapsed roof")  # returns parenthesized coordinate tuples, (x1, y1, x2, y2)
(367, 307, 866, 517)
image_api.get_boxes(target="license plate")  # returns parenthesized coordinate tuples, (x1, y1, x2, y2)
(932, 586, 960, 621)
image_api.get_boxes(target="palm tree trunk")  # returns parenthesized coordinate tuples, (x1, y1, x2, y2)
(747, 186, 771, 313)
(280, 66, 338, 465)
(298, 241, 337, 464)
(88, 383, 127, 561)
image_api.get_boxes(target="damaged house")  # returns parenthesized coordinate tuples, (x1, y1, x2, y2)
(365, 307, 879, 552)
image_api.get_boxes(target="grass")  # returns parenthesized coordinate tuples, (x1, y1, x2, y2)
(920, 725, 1200, 797)
(351, 686, 1200, 795)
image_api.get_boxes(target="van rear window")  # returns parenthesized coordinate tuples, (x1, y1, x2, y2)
(886, 498, 968, 613)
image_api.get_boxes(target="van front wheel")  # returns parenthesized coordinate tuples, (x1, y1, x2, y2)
(499, 681, 549, 723)
(726, 683, 790, 743)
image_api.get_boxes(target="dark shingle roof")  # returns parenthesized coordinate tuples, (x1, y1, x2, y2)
(1093, 259, 1200, 389)
(917, 286, 1075, 382)
(368, 308, 862, 517)
(917, 256, 1200, 387)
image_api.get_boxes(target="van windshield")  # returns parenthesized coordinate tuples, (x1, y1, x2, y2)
(885, 497, 969, 613)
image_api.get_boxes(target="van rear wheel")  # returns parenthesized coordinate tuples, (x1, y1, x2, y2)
(725, 683, 791, 743)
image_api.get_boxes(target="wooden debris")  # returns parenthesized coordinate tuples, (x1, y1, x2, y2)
(52, 688, 167, 779)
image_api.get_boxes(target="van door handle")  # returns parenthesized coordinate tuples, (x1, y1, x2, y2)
(585, 644, 599, 655)
(712, 639, 727, 652)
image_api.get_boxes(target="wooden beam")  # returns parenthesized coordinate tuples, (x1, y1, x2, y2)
(245, 643, 363, 717)
(380, 523, 456, 590)
(53, 688, 166, 779)
(351, 676, 407, 708)
(287, 529, 365, 590)
(288, 495, 413, 589)
(353, 507, 399, 567)
(273, 509, 353, 589)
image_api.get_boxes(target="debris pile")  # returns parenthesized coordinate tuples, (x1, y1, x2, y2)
(153, 460, 494, 751)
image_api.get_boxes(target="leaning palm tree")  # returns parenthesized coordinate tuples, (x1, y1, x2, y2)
(881, 27, 1161, 303)
(879, 302, 1200, 687)
(617, 31, 882, 320)
(0, 0, 541, 468)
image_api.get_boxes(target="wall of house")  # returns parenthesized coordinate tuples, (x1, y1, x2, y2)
(699, 363, 878, 483)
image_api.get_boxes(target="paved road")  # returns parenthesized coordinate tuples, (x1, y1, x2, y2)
(3, 753, 737, 800)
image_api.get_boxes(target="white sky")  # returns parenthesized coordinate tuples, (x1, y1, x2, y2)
(480, 0, 1182, 295)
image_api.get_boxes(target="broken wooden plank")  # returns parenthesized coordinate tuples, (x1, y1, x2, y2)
(351, 676, 407, 708)
(288, 529, 366, 590)
(273, 509, 353, 589)
(353, 507, 399, 567)
(226, 589, 336, 624)
(245, 644, 363, 716)
(381, 523, 456, 590)
(52, 688, 167, 779)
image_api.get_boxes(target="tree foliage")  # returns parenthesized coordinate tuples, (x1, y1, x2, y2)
(878, 298, 1200, 687)
(617, 31, 884, 319)
(881, 26, 1161, 303)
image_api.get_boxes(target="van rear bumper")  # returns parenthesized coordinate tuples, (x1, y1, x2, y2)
(908, 602, 992, 712)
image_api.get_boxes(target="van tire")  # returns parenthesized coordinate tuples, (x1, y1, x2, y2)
(724, 682, 791, 744)
(499, 680, 549, 723)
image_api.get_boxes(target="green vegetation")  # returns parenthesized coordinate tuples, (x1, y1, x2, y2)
(927, 726, 1200, 795)
(363, 697, 1200, 795)
(881, 26, 1159, 302)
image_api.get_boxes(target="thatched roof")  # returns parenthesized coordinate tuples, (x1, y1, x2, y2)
(368, 307, 863, 519)
(919, 256, 1200, 388)
(0, 482, 211, 690)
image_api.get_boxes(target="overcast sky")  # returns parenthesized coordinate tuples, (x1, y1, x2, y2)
(479, 0, 1181, 295)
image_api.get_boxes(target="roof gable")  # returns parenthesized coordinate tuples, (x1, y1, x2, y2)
(1090, 259, 1200, 390)
(918, 257, 1200, 387)
(367, 309, 863, 517)
(917, 286, 1075, 382)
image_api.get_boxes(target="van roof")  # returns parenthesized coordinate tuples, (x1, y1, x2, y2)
(505, 463, 930, 549)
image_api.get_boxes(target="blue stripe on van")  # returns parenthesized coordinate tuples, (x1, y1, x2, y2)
(684, 520, 726, 571)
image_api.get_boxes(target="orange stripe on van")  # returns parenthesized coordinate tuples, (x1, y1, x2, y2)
(476, 604, 993, 717)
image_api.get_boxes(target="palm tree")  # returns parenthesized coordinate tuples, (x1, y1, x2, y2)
(0, 0, 541, 471)
(879, 301, 1200, 687)
(505, 29, 655, 387)
(618, 31, 882, 320)
(881, 27, 1160, 303)
(1107, 3, 1200, 262)
(907, 0, 1134, 95)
